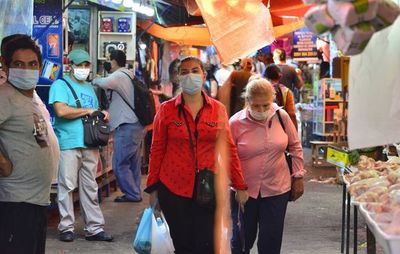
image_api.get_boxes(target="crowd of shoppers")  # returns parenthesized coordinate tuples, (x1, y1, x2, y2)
(0, 33, 305, 254)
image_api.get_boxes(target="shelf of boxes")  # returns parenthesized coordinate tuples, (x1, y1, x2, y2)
(312, 78, 344, 137)
(97, 11, 136, 61)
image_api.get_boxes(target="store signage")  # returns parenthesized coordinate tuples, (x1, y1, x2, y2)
(292, 28, 318, 62)
(32, 0, 63, 85)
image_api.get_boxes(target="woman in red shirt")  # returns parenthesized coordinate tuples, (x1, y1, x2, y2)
(145, 57, 248, 254)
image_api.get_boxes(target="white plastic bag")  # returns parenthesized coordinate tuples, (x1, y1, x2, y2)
(151, 212, 174, 254)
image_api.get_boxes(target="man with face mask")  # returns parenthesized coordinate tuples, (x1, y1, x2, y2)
(0, 34, 60, 254)
(93, 50, 145, 203)
(49, 49, 113, 242)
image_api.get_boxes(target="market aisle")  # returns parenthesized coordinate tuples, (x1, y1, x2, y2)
(45, 149, 353, 254)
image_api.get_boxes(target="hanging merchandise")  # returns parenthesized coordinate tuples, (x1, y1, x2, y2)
(0, 0, 34, 41)
(348, 17, 400, 149)
(303, 0, 400, 55)
(195, 0, 274, 64)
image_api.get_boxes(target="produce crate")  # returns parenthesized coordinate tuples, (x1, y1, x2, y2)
(326, 146, 350, 168)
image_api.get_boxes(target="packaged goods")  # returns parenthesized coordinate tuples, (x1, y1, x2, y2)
(370, 0, 400, 31)
(101, 17, 114, 32)
(118, 17, 131, 33)
(327, 0, 379, 27)
(304, 4, 336, 34)
(332, 22, 375, 55)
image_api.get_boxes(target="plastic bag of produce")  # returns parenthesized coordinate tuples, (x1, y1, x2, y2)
(371, 0, 400, 31)
(332, 22, 375, 55)
(304, 4, 336, 34)
(133, 207, 153, 254)
(327, 0, 379, 27)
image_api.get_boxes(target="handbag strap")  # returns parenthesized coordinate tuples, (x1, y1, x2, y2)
(180, 99, 204, 172)
(61, 78, 82, 108)
(276, 109, 293, 174)
(181, 105, 197, 171)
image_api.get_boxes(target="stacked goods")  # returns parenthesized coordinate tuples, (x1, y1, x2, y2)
(345, 156, 400, 235)
(303, 0, 400, 55)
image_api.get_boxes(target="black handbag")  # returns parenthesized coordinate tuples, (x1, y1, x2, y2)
(62, 78, 110, 147)
(276, 110, 295, 201)
(181, 104, 215, 209)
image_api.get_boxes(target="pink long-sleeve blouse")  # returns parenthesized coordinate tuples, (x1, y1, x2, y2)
(229, 104, 304, 199)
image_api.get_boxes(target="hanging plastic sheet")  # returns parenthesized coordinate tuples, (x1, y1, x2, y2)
(348, 17, 400, 149)
(195, 0, 275, 64)
(0, 0, 33, 42)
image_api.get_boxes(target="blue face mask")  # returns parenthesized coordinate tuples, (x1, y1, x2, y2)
(179, 73, 203, 95)
(8, 68, 39, 90)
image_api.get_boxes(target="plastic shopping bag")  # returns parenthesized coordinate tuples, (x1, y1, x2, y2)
(151, 212, 175, 254)
(133, 207, 153, 254)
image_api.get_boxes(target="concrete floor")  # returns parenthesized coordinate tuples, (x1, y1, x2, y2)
(45, 149, 384, 254)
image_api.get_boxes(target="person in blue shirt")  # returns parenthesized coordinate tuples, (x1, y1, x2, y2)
(49, 49, 113, 242)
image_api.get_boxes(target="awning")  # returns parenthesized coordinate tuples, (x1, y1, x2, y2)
(138, 20, 305, 47)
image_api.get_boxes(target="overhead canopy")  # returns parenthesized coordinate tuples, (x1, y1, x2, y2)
(138, 19, 304, 47)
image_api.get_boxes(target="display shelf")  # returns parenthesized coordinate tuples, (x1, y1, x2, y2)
(98, 11, 136, 61)
(312, 78, 343, 136)
(99, 32, 134, 35)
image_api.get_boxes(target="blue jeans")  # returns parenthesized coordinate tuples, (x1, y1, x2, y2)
(112, 122, 145, 200)
(231, 191, 290, 254)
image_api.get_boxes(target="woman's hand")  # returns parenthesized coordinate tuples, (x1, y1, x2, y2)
(235, 190, 249, 212)
(149, 190, 160, 210)
(291, 178, 304, 201)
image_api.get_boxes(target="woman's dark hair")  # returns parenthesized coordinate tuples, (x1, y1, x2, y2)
(178, 56, 205, 73)
(264, 64, 282, 81)
(110, 49, 126, 67)
(1, 34, 42, 67)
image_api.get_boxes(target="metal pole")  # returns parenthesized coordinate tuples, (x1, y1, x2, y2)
(341, 183, 346, 253)
(353, 205, 358, 254)
(346, 192, 351, 254)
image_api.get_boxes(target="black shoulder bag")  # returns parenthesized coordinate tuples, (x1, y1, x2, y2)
(62, 78, 110, 147)
(276, 109, 295, 201)
(181, 104, 215, 209)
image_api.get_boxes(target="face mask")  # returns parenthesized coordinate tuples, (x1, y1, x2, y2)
(103, 62, 112, 73)
(73, 67, 90, 81)
(8, 68, 39, 90)
(249, 108, 269, 121)
(179, 73, 203, 95)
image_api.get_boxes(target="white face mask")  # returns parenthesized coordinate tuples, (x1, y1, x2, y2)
(73, 67, 90, 81)
(8, 68, 39, 90)
(249, 108, 269, 121)
(179, 73, 203, 95)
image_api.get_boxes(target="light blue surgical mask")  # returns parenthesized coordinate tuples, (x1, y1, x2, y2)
(8, 68, 39, 90)
(179, 73, 203, 95)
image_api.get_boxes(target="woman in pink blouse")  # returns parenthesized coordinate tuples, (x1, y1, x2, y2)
(229, 78, 304, 254)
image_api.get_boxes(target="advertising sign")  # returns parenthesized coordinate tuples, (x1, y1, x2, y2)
(292, 28, 318, 62)
(32, 0, 63, 85)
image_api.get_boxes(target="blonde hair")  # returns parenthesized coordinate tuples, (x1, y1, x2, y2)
(242, 77, 275, 103)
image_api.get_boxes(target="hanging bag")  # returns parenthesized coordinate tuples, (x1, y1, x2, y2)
(133, 207, 153, 254)
(151, 212, 175, 254)
(181, 104, 216, 209)
(62, 78, 110, 147)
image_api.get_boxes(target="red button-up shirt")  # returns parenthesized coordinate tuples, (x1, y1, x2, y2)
(146, 93, 247, 198)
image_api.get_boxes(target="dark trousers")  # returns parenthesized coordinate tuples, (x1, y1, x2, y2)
(0, 202, 47, 254)
(158, 183, 215, 254)
(231, 191, 290, 254)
